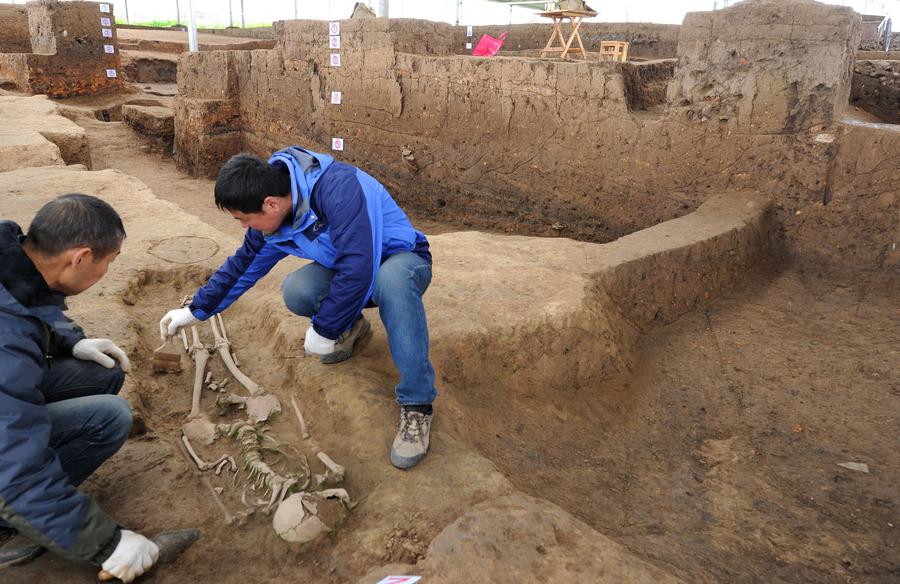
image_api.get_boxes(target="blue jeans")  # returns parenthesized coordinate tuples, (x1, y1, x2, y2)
(282, 251, 437, 406)
(0, 358, 131, 531)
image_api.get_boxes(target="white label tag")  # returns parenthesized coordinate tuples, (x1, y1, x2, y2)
(329, 21, 340, 35)
(375, 577, 422, 584)
(100, 17, 111, 26)
(105, 69, 117, 78)
(102, 28, 113, 38)
(100, 3, 110, 13)
(104, 44, 115, 54)
(331, 138, 344, 151)
(467, 25, 473, 37)
(329, 35, 341, 49)
(330, 53, 341, 67)
(331, 91, 342, 105)
(466, 42, 472, 50)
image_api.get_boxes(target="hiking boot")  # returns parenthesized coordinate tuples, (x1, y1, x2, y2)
(0, 543, 45, 569)
(321, 315, 371, 364)
(390, 406, 433, 469)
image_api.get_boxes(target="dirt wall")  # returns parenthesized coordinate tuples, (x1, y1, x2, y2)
(472, 22, 681, 59)
(176, 1, 897, 273)
(0, 4, 30, 53)
(851, 60, 899, 124)
(1, 0, 122, 96)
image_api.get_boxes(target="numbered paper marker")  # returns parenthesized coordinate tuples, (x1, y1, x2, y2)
(329, 35, 340, 49)
(375, 577, 422, 584)
(105, 69, 117, 78)
(100, 17, 111, 26)
(331, 138, 344, 151)
(331, 91, 342, 105)
(330, 53, 341, 67)
(102, 28, 113, 38)
(329, 21, 340, 35)
(104, 44, 115, 54)
(99, 3, 110, 13)
(467, 25, 473, 37)
(466, 42, 472, 50)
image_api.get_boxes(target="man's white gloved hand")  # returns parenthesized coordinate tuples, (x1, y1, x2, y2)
(304, 326, 335, 356)
(72, 338, 132, 372)
(100, 529, 159, 584)
(159, 307, 199, 340)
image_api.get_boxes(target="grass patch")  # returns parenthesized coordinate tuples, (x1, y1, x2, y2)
(116, 19, 272, 29)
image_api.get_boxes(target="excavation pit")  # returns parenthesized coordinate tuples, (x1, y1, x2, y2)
(0, 1, 897, 582)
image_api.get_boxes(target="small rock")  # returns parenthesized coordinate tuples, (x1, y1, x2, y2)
(837, 462, 869, 473)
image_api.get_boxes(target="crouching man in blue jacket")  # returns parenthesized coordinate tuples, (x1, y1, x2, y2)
(159, 148, 437, 469)
(0, 195, 159, 581)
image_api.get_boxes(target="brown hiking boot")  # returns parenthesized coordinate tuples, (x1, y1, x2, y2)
(321, 315, 371, 364)
(390, 406, 433, 469)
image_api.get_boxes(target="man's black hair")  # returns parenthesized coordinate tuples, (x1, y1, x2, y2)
(214, 153, 292, 213)
(27, 193, 125, 259)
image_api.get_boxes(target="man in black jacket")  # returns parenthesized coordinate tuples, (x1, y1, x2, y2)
(0, 194, 157, 582)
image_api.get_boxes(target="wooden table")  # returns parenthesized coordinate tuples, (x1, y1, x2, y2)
(538, 9, 598, 60)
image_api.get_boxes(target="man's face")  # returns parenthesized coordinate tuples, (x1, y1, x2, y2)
(229, 195, 291, 235)
(56, 245, 121, 296)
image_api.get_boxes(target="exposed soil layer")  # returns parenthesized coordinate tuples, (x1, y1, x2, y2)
(0, 83, 894, 583)
(121, 50, 178, 84)
(175, 1, 898, 274)
(851, 60, 900, 124)
(460, 265, 899, 584)
(622, 60, 675, 111)
(0, 1, 122, 97)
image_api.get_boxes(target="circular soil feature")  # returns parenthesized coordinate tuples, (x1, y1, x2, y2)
(148, 236, 219, 264)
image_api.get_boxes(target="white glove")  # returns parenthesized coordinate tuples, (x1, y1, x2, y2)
(304, 326, 335, 356)
(72, 338, 132, 372)
(100, 529, 159, 584)
(159, 307, 199, 340)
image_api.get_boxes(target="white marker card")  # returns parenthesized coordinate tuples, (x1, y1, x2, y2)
(105, 69, 117, 78)
(466, 42, 472, 50)
(102, 28, 113, 38)
(104, 44, 115, 54)
(329, 21, 340, 35)
(329, 35, 341, 49)
(330, 53, 341, 67)
(101, 17, 111, 26)
(331, 138, 344, 151)
(330, 91, 342, 105)
(375, 577, 422, 584)
(99, 3, 110, 13)
(466, 25, 473, 37)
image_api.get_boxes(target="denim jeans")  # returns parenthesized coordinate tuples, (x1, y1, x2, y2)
(282, 251, 437, 406)
(0, 358, 131, 531)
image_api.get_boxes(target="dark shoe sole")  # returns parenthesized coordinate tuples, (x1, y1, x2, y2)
(0, 528, 17, 546)
(320, 318, 372, 364)
(0, 545, 46, 569)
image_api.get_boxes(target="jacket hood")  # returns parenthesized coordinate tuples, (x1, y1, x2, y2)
(0, 221, 65, 314)
(268, 147, 334, 232)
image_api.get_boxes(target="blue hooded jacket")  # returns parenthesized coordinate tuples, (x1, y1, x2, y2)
(0, 221, 120, 565)
(189, 147, 430, 339)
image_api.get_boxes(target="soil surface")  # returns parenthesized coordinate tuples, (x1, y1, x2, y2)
(2, 86, 897, 583)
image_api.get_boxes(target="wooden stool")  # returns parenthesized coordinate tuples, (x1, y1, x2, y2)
(599, 41, 629, 62)
(539, 9, 598, 60)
